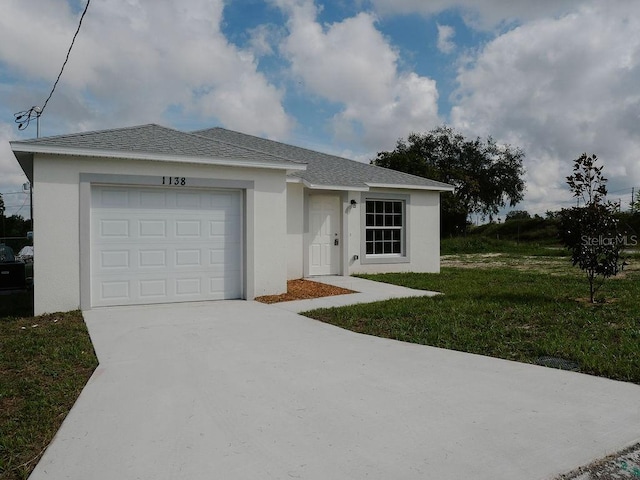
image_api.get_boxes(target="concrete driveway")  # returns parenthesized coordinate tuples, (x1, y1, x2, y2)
(30, 299, 640, 480)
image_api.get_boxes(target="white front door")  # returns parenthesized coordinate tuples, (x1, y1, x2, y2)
(308, 195, 341, 276)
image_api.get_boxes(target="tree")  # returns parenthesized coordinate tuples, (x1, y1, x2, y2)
(505, 210, 530, 222)
(3, 214, 30, 237)
(631, 190, 640, 214)
(373, 126, 525, 235)
(558, 153, 627, 303)
(0, 193, 4, 239)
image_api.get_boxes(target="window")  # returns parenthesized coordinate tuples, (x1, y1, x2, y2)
(365, 200, 404, 255)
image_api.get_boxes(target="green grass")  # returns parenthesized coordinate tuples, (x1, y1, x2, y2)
(441, 236, 567, 256)
(305, 258, 640, 384)
(0, 311, 97, 480)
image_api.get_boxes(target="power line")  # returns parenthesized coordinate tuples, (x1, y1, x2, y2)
(14, 0, 92, 132)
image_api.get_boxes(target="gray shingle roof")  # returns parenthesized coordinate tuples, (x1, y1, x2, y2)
(12, 123, 453, 191)
(193, 127, 453, 191)
(11, 124, 303, 168)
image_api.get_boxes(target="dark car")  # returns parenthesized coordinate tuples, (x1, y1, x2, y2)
(0, 245, 26, 291)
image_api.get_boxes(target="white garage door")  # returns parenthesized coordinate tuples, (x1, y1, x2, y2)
(91, 185, 242, 307)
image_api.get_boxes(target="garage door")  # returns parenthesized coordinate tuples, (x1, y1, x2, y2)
(91, 185, 242, 307)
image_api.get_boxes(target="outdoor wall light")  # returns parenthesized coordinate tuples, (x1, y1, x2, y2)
(350, 199, 357, 206)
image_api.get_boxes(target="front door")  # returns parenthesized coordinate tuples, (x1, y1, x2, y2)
(308, 195, 341, 276)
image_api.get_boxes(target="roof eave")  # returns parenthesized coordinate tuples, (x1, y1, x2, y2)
(301, 179, 369, 192)
(365, 182, 455, 192)
(9, 143, 307, 172)
(12, 151, 33, 182)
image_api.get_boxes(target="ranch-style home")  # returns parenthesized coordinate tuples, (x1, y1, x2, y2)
(10, 124, 453, 315)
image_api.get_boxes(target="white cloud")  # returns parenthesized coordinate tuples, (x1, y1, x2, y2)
(370, 0, 579, 30)
(0, 0, 293, 138)
(451, 1, 640, 214)
(275, 0, 440, 150)
(0, 123, 30, 217)
(248, 24, 282, 57)
(437, 24, 455, 54)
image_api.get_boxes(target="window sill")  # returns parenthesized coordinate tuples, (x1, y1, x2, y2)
(361, 255, 410, 265)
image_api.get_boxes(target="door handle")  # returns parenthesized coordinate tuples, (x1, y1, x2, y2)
(334, 238, 339, 246)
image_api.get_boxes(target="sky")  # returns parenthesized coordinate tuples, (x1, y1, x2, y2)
(1, 0, 639, 220)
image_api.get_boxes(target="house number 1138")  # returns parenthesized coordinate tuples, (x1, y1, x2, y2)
(162, 176, 186, 186)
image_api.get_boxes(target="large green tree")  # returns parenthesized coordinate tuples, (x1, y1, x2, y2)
(373, 126, 526, 235)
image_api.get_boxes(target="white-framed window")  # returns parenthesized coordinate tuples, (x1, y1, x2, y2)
(365, 199, 404, 256)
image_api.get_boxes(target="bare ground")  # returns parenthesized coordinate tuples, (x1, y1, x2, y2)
(557, 443, 640, 479)
(255, 278, 356, 304)
(441, 253, 640, 278)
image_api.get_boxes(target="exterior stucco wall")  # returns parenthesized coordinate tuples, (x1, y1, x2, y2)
(286, 182, 305, 279)
(32, 154, 288, 315)
(347, 189, 441, 275)
(295, 187, 441, 279)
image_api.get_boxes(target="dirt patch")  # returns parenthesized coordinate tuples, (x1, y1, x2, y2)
(556, 442, 640, 479)
(255, 279, 357, 304)
(441, 253, 640, 276)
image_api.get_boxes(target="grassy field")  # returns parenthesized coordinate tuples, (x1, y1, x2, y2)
(440, 236, 565, 255)
(0, 310, 97, 480)
(305, 250, 640, 384)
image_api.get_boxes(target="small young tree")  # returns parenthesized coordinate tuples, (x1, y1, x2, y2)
(631, 190, 640, 214)
(558, 154, 626, 303)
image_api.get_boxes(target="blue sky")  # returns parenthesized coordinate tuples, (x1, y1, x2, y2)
(1, 0, 639, 219)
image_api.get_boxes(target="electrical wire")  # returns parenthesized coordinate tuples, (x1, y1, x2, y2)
(14, 194, 30, 215)
(4, 195, 30, 215)
(14, 0, 92, 131)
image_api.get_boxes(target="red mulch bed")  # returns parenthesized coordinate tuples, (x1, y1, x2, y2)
(255, 279, 356, 304)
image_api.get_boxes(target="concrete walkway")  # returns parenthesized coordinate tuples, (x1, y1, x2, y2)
(272, 275, 439, 313)
(29, 278, 640, 480)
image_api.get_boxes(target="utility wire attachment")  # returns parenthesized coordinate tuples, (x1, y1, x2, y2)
(14, 106, 41, 131)
(13, 0, 92, 132)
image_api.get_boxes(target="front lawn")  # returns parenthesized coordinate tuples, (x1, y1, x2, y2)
(0, 311, 97, 480)
(305, 254, 640, 384)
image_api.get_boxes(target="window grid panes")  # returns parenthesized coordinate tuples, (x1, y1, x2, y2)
(365, 200, 403, 255)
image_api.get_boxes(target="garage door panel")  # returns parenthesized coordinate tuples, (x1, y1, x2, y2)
(92, 186, 242, 307)
(176, 192, 202, 208)
(139, 250, 167, 268)
(101, 219, 130, 238)
(140, 190, 166, 207)
(139, 279, 167, 298)
(139, 220, 167, 238)
(101, 281, 130, 301)
(100, 189, 130, 207)
(175, 220, 201, 237)
(175, 249, 201, 266)
(175, 278, 201, 296)
(100, 250, 130, 269)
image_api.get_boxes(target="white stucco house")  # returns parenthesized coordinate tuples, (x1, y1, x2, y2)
(11, 124, 453, 315)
